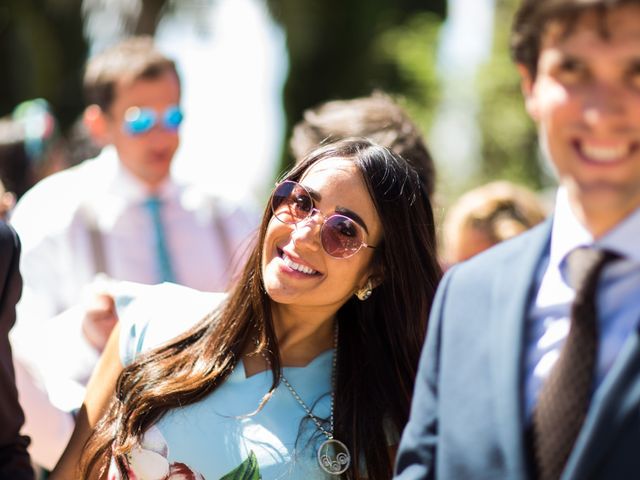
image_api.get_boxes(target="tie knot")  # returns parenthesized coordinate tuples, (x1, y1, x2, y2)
(565, 247, 619, 292)
(144, 195, 162, 212)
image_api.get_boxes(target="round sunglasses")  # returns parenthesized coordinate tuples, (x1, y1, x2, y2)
(123, 105, 184, 136)
(271, 180, 376, 258)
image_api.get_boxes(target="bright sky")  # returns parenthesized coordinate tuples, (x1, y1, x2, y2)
(430, 0, 496, 188)
(156, 0, 288, 206)
(437, 0, 495, 75)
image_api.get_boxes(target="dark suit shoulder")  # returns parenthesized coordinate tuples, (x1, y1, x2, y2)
(0, 221, 19, 252)
(411, 220, 552, 480)
(0, 222, 20, 284)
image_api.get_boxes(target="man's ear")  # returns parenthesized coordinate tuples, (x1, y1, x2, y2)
(83, 104, 110, 147)
(517, 64, 539, 121)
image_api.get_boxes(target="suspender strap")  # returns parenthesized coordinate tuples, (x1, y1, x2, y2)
(79, 202, 107, 276)
(212, 208, 233, 262)
(80, 196, 236, 281)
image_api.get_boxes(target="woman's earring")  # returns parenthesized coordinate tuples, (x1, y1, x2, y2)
(355, 279, 373, 301)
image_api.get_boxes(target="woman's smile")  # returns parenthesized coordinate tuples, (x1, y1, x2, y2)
(261, 158, 381, 310)
(278, 248, 321, 276)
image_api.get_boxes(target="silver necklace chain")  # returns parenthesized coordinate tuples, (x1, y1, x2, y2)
(279, 322, 338, 440)
(259, 322, 350, 475)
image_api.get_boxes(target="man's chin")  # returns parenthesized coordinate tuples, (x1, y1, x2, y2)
(138, 170, 172, 189)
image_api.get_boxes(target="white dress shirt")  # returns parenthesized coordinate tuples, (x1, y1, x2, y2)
(525, 187, 640, 418)
(9, 147, 258, 467)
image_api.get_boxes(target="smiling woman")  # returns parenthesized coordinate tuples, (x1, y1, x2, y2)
(52, 138, 442, 480)
(262, 162, 383, 316)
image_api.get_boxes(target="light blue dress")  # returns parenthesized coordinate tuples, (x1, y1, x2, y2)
(111, 283, 336, 480)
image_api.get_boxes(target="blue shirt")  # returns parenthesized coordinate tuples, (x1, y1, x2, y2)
(525, 188, 640, 418)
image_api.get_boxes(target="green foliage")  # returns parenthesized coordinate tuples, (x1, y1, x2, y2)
(476, 0, 552, 191)
(265, 0, 446, 174)
(375, 12, 442, 134)
(0, 0, 172, 132)
(0, 0, 88, 130)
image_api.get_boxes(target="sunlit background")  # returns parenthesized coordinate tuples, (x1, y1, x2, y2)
(0, 0, 553, 211)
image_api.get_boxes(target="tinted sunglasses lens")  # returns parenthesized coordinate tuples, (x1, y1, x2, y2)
(271, 181, 312, 224)
(163, 106, 183, 130)
(124, 107, 156, 135)
(321, 215, 363, 258)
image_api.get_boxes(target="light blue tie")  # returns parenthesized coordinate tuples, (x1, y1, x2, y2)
(143, 195, 176, 283)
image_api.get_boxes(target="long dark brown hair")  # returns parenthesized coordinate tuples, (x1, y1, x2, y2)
(80, 138, 442, 479)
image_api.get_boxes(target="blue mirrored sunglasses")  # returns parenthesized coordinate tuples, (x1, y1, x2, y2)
(123, 105, 184, 136)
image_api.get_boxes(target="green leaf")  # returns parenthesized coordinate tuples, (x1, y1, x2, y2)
(219, 451, 262, 480)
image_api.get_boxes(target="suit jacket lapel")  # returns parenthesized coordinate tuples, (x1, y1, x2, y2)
(564, 327, 640, 478)
(489, 219, 552, 477)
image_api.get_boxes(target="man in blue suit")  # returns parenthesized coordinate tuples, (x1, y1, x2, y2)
(396, 0, 640, 479)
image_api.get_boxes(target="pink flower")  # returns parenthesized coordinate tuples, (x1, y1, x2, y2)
(167, 462, 205, 480)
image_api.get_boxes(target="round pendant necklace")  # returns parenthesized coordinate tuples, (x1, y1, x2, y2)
(278, 323, 351, 476)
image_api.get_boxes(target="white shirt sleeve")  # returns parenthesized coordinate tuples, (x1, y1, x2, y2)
(9, 165, 101, 409)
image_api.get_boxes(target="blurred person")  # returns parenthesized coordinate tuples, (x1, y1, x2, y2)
(0, 178, 16, 221)
(0, 104, 69, 470)
(443, 180, 547, 265)
(51, 139, 442, 479)
(396, 1, 640, 479)
(0, 116, 34, 203)
(0, 221, 34, 480)
(290, 91, 436, 199)
(0, 100, 68, 224)
(0, 100, 68, 203)
(12, 99, 70, 182)
(9, 36, 256, 469)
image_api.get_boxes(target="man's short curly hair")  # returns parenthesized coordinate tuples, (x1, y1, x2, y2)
(511, 0, 640, 77)
(83, 36, 179, 111)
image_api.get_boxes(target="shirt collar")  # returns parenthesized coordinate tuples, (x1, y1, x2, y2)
(100, 146, 178, 204)
(550, 186, 640, 269)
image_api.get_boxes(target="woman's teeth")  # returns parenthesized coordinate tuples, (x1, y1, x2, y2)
(282, 253, 317, 275)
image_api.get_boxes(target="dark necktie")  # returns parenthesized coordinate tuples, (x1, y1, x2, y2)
(531, 247, 619, 480)
(143, 195, 176, 283)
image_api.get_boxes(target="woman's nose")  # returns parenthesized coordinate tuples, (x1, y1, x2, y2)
(290, 214, 322, 251)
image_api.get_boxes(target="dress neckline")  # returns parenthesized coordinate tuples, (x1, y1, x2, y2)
(235, 348, 334, 381)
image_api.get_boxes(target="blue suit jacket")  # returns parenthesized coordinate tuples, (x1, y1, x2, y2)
(395, 219, 640, 479)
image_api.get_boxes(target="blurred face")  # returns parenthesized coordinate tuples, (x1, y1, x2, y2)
(261, 158, 382, 316)
(103, 70, 181, 189)
(520, 5, 640, 236)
